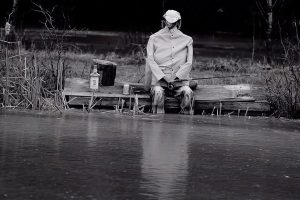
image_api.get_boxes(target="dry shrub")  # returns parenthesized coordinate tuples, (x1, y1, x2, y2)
(193, 57, 258, 74)
(192, 57, 263, 85)
(264, 65, 300, 118)
(119, 32, 147, 65)
(265, 23, 300, 118)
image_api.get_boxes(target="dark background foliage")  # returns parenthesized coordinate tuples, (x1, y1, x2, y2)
(0, 0, 299, 35)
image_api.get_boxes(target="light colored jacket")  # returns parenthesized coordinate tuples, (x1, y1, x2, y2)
(144, 27, 193, 90)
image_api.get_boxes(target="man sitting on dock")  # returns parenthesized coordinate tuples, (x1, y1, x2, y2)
(145, 10, 194, 114)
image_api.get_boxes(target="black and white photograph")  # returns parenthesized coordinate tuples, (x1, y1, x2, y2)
(0, 0, 300, 199)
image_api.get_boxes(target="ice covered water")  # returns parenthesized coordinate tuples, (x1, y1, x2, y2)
(0, 111, 299, 199)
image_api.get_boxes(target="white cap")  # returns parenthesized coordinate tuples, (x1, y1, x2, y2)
(163, 10, 181, 24)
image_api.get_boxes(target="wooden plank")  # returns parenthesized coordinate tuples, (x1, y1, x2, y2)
(68, 96, 149, 108)
(126, 82, 266, 101)
(66, 96, 270, 112)
(62, 91, 149, 99)
(163, 98, 269, 112)
(193, 84, 251, 100)
(64, 78, 258, 100)
(63, 91, 255, 103)
(195, 101, 270, 112)
(63, 78, 270, 113)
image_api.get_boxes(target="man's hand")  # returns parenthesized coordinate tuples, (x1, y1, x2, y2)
(164, 74, 177, 83)
(164, 76, 172, 83)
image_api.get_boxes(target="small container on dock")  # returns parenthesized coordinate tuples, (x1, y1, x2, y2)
(123, 83, 130, 95)
(90, 65, 100, 90)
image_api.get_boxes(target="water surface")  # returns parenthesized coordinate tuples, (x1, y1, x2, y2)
(0, 111, 299, 199)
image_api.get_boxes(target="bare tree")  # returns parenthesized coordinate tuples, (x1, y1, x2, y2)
(32, 2, 75, 95)
(7, 0, 18, 24)
(256, 0, 285, 63)
(162, 0, 166, 14)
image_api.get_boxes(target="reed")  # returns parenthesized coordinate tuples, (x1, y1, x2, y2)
(0, 40, 66, 111)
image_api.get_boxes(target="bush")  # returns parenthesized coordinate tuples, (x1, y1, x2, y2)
(264, 65, 300, 118)
(264, 26, 300, 118)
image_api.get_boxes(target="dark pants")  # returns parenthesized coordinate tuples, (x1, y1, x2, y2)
(150, 85, 194, 114)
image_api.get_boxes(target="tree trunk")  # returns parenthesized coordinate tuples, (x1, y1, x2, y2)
(266, 0, 273, 64)
(162, 0, 166, 14)
(8, 0, 18, 24)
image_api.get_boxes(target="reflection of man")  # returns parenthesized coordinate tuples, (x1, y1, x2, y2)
(145, 10, 194, 115)
(140, 120, 188, 199)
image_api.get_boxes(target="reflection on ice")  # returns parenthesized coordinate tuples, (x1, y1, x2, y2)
(140, 121, 189, 199)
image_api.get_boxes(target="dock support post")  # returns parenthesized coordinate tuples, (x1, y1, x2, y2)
(4, 47, 10, 107)
(88, 91, 95, 112)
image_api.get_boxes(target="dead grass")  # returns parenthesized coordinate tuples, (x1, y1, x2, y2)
(3, 46, 299, 117)
(41, 50, 266, 85)
(99, 52, 265, 85)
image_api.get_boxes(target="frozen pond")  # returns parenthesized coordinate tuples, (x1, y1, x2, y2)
(0, 111, 300, 199)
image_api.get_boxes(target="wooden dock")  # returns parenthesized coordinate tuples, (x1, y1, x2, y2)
(62, 78, 270, 115)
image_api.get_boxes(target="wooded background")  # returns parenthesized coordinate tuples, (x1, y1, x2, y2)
(1, 0, 299, 36)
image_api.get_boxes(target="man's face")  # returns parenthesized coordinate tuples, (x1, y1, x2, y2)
(165, 21, 176, 29)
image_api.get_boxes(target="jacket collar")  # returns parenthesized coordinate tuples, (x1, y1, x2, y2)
(163, 26, 179, 35)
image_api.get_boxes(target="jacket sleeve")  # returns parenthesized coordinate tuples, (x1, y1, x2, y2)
(146, 36, 165, 81)
(175, 38, 193, 79)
